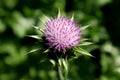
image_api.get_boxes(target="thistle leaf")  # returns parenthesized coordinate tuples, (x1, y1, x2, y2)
(33, 26, 44, 33)
(79, 42, 93, 46)
(49, 59, 56, 66)
(74, 52, 80, 58)
(39, 14, 50, 25)
(71, 13, 74, 20)
(58, 8, 61, 18)
(58, 58, 62, 66)
(81, 25, 91, 31)
(43, 48, 50, 53)
(27, 35, 41, 39)
(28, 48, 41, 54)
(74, 47, 94, 57)
(81, 38, 90, 42)
(62, 59, 68, 72)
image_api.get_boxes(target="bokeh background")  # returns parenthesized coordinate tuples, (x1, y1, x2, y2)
(0, 0, 120, 80)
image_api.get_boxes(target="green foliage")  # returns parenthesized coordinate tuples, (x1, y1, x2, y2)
(0, 0, 120, 80)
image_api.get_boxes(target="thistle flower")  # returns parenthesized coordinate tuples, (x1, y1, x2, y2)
(44, 17, 82, 53)
(29, 11, 93, 57)
(28, 10, 94, 80)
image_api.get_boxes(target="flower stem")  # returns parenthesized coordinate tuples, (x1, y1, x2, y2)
(56, 56, 68, 80)
(64, 56, 68, 80)
(57, 63, 64, 80)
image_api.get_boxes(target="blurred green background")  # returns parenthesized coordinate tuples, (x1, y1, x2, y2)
(0, 0, 120, 80)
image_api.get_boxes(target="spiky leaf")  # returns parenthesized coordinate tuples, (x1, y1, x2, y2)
(58, 8, 61, 18)
(71, 13, 74, 20)
(74, 47, 94, 57)
(81, 38, 90, 42)
(39, 14, 50, 25)
(79, 42, 93, 46)
(27, 35, 41, 40)
(62, 59, 68, 72)
(49, 59, 56, 66)
(81, 25, 90, 31)
(43, 48, 50, 53)
(28, 48, 41, 53)
(33, 26, 44, 33)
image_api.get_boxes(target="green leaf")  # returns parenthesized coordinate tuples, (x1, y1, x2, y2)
(28, 48, 41, 53)
(58, 58, 62, 66)
(81, 25, 91, 31)
(39, 14, 50, 25)
(57, 8, 61, 18)
(74, 47, 94, 57)
(43, 48, 50, 53)
(33, 26, 44, 33)
(81, 38, 90, 42)
(62, 59, 68, 72)
(79, 42, 93, 46)
(73, 51, 82, 58)
(71, 13, 74, 20)
(49, 59, 56, 66)
(27, 35, 41, 39)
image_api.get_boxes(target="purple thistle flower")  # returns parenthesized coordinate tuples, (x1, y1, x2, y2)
(45, 17, 82, 53)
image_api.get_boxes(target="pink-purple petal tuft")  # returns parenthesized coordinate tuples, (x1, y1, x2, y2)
(45, 17, 82, 52)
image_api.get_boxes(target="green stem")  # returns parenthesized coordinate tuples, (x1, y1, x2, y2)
(56, 56, 68, 80)
(56, 57, 63, 80)
(64, 56, 68, 80)
(57, 63, 63, 80)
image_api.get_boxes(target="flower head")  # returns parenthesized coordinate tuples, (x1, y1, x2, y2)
(45, 17, 82, 52)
